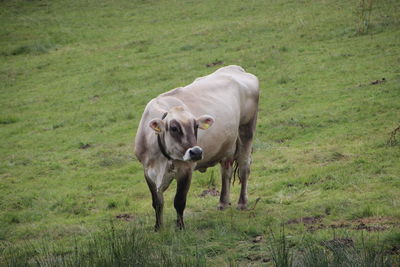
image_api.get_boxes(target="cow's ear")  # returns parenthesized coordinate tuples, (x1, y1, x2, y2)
(149, 119, 165, 134)
(197, 115, 214, 130)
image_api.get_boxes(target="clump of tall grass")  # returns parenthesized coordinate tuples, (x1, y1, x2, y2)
(298, 238, 396, 267)
(2, 223, 206, 267)
(267, 225, 397, 267)
(356, 0, 374, 34)
(267, 226, 293, 267)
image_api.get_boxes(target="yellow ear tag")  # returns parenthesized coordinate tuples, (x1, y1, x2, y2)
(155, 126, 161, 133)
(202, 123, 209, 129)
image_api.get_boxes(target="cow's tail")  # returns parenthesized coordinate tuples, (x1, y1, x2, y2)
(232, 139, 241, 185)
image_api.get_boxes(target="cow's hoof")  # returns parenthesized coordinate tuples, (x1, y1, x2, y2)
(237, 203, 248, 210)
(217, 202, 230, 210)
(176, 219, 185, 230)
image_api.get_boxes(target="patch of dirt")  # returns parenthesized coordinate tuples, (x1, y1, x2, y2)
(246, 254, 270, 263)
(330, 152, 346, 161)
(273, 138, 288, 143)
(286, 215, 327, 232)
(286, 215, 324, 225)
(206, 60, 223, 67)
(352, 217, 399, 231)
(322, 238, 354, 248)
(116, 213, 134, 221)
(308, 221, 353, 232)
(307, 224, 326, 232)
(328, 217, 397, 232)
(290, 216, 398, 233)
(252, 235, 263, 243)
(329, 222, 351, 229)
(355, 223, 387, 232)
(371, 78, 386, 85)
(354, 216, 396, 225)
(79, 143, 91, 149)
(246, 254, 261, 261)
(199, 188, 219, 197)
(304, 181, 316, 186)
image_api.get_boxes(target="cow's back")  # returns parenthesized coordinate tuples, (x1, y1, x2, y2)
(171, 65, 259, 125)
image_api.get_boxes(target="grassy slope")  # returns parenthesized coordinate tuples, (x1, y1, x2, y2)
(1, 0, 399, 264)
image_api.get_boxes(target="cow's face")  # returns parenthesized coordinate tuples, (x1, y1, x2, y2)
(149, 106, 214, 161)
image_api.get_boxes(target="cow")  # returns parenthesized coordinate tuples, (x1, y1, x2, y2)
(134, 65, 259, 230)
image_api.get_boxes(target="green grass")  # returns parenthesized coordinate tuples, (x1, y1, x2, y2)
(1, 0, 400, 265)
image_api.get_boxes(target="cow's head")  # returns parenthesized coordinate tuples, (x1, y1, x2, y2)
(149, 106, 214, 161)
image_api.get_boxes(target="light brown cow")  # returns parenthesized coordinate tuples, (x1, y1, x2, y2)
(135, 65, 259, 230)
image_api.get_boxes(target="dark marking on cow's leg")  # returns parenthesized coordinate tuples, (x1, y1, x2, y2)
(237, 114, 257, 210)
(153, 192, 164, 230)
(218, 159, 233, 210)
(237, 165, 250, 210)
(174, 170, 192, 229)
(145, 173, 164, 231)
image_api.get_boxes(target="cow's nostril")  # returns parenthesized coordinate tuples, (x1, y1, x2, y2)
(189, 146, 202, 160)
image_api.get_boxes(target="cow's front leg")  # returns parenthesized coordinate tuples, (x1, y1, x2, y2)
(153, 191, 164, 231)
(218, 159, 233, 210)
(145, 174, 164, 231)
(174, 169, 192, 229)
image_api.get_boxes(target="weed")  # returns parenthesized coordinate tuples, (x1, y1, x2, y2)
(279, 46, 288, 52)
(208, 170, 216, 188)
(351, 206, 374, 219)
(387, 124, 400, 146)
(277, 76, 291, 84)
(356, 0, 374, 34)
(268, 225, 293, 267)
(107, 201, 118, 209)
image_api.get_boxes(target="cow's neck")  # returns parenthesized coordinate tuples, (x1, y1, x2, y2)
(157, 134, 172, 160)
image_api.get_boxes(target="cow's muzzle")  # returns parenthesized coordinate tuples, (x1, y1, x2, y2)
(183, 146, 203, 161)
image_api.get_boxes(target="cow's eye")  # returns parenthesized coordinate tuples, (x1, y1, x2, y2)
(171, 126, 178, 132)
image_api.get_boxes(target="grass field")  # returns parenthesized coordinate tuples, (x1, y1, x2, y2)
(1, 0, 400, 265)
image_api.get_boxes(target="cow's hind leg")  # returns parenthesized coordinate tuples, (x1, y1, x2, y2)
(174, 169, 192, 229)
(145, 174, 164, 231)
(218, 159, 233, 210)
(236, 116, 257, 210)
